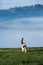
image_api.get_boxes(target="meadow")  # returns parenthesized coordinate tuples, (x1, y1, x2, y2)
(0, 47, 43, 65)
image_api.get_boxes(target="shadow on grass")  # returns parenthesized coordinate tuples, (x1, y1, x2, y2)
(21, 59, 43, 65)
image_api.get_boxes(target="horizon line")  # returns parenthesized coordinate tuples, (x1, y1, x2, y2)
(0, 4, 43, 10)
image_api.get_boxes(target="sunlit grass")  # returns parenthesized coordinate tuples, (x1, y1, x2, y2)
(0, 47, 43, 65)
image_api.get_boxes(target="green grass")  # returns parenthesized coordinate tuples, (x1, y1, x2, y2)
(0, 47, 43, 65)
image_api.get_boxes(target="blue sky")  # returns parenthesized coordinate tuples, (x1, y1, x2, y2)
(0, 0, 43, 9)
(0, 17, 43, 48)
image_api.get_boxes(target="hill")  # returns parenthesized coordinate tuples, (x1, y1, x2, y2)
(0, 47, 43, 65)
(0, 4, 43, 20)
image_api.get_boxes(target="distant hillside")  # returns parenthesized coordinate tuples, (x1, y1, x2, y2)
(9, 4, 43, 11)
(0, 4, 43, 19)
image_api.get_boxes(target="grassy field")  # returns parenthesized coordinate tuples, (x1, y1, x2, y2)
(0, 47, 43, 65)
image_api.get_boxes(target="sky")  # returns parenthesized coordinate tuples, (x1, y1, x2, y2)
(0, 17, 43, 48)
(0, 0, 43, 9)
